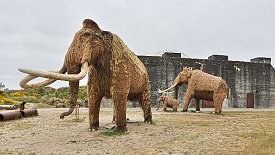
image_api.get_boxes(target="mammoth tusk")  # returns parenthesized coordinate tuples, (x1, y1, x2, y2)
(158, 83, 178, 93)
(19, 74, 56, 89)
(164, 91, 174, 95)
(18, 62, 88, 81)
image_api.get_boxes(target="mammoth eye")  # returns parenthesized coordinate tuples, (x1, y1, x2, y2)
(83, 32, 91, 36)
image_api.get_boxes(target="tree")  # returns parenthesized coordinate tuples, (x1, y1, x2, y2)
(0, 83, 5, 90)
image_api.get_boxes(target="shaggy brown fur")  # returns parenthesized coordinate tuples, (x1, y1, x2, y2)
(61, 19, 152, 132)
(174, 67, 229, 113)
(19, 19, 152, 132)
(157, 94, 179, 111)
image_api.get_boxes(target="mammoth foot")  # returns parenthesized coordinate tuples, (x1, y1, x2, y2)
(214, 112, 223, 115)
(89, 124, 99, 132)
(144, 118, 152, 124)
(181, 109, 188, 112)
(113, 126, 128, 133)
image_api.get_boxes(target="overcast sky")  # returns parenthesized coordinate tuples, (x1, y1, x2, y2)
(0, 0, 274, 90)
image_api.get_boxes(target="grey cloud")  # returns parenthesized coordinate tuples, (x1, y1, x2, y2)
(0, 0, 274, 89)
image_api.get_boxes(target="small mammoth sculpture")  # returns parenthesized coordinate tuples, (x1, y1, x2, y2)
(157, 94, 179, 111)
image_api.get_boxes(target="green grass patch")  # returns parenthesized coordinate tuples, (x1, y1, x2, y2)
(101, 130, 124, 136)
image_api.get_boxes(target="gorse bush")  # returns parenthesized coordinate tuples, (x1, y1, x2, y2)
(0, 91, 19, 104)
(0, 84, 88, 106)
(11, 91, 25, 97)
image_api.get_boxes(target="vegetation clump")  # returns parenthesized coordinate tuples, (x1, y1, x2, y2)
(0, 82, 88, 106)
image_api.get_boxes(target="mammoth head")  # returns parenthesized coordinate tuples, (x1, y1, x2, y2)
(174, 67, 192, 85)
(18, 19, 108, 88)
(157, 94, 167, 111)
(173, 67, 192, 99)
(18, 19, 110, 119)
(64, 19, 105, 74)
(82, 19, 101, 31)
(158, 67, 192, 99)
(157, 94, 165, 102)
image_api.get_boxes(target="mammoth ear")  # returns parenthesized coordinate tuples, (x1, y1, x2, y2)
(102, 31, 113, 42)
(186, 68, 192, 78)
(182, 67, 192, 78)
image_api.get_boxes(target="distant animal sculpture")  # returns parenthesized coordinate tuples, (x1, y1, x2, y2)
(159, 67, 229, 114)
(19, 19, 152, 132)
(157, 94, 179, 111)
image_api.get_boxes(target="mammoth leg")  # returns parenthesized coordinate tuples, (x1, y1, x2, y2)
(113, 92, 128, 132)
(182, 89, 193, 112)
(163, 103, 167, 111)
(213, 92, 226, 114)
(112, 103, 116, 123)
(172, 104, 177, 111)
(195, 99, 200, 112)
(88, 93, 103, 131)
(139, 87, 152, 124)
(214, 83, 228, 114)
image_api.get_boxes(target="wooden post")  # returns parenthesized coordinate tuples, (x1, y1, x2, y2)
(75, 104, 79, 120)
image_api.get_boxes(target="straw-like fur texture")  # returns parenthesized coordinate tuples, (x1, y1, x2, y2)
(157, 94, 179, 111)
(58, 20, 100, 118)
(174, 67, 229, 113)
(63, 19, 152, 132)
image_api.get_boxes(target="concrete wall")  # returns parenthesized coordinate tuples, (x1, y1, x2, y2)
(138, 52, 275, 108)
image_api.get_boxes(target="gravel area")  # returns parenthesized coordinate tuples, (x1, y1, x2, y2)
(0, 107, 274, 155)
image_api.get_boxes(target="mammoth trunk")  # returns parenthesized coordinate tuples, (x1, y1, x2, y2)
(157, 101, 161, 110)
(60, 81, 79, 119)
(174, 85, 179, 100)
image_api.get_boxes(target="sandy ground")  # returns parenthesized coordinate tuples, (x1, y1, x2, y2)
(0, 107, 274, 155)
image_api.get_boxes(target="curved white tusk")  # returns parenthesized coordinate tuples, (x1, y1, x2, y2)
(19, 75, 57, 89)
(18, 62, 88, 81)
(157, 83, 177, 93)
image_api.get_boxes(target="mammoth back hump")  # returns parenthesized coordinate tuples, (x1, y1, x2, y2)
(192, 70, 223, 91)
(111, 34, 148, 76)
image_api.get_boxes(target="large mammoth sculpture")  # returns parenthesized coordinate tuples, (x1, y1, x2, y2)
(159, 67, 229, 114)
(18, 19, 152, 132)
(157, 94, 179, 111)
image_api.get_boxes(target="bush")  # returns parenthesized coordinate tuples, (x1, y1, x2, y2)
(11, 91, 25, 97)
(0, 93, 20, 104)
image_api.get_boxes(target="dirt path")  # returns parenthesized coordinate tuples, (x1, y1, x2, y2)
(0, 108, 274, 155)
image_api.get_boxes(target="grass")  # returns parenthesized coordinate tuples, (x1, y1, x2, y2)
(238, 114, 275, 155)
(241, 133, 275, 154)
(153, 111, 275, 154)
(101, 130, 126, 136)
